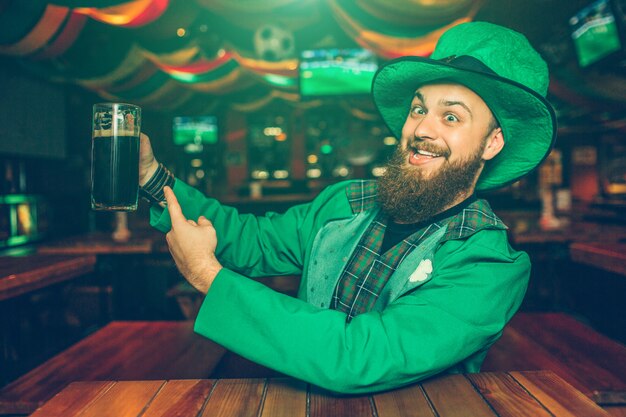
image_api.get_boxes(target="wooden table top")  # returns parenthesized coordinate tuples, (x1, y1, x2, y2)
(29, 371, 610, 417)
(0, 254, 96, 301)
(0, 321, 226, 415)
(570, 242, 626, 276)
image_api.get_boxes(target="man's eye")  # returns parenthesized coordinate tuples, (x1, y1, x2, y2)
(445, 114, 459, 122)
(411, 106, 426, 115)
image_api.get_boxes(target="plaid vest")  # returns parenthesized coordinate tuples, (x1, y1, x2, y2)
(331, 180, 506, 321)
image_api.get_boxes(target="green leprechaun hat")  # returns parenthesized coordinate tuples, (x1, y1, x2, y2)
(372, 21, 557, 191)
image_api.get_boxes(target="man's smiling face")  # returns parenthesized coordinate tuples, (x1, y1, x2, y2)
(376, 82, 504, 224)
(399, 82, 499, 181)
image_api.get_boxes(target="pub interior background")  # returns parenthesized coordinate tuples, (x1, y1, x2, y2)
(1, 0, 626, 394)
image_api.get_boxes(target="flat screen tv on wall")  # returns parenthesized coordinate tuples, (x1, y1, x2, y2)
(172, 116, 218, 146)
(299, 48, 378, 97)
(569, 0, 625, 68)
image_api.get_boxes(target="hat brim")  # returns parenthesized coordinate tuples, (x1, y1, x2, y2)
(372, 57, 557, 191)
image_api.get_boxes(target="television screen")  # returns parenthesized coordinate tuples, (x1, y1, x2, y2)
(299, 48, 378, 96)
(172, 116, 218, 145)
(570, 0, 623, 67)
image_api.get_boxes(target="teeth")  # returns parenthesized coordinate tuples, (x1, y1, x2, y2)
(416, 149, 440, 157)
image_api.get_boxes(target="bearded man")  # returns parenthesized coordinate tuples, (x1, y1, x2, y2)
(138, 22, 556, 393)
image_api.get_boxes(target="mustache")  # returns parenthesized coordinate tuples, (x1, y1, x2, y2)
(405, 140, 450, 158)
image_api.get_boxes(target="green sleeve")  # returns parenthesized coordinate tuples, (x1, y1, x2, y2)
(149, 179, 352, 277)
(193, 229, 530, 394)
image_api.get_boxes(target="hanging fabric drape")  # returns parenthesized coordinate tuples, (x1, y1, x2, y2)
(74, 0, 168, 27)
(0, 4, 85, 57)
(0, 0, 492, 112)
(329, 0, 480, 58)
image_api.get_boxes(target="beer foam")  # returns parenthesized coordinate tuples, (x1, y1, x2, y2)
(93, 129, 139, 138)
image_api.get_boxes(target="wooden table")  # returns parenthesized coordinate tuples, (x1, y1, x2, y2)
(483, 313, 626, 407)
(0, 254, 98, 387)
(0, 254, 96, 301)
(570, 242, 626, 276)
(0, 321, 226, 415)
(29, 371, 610, 417)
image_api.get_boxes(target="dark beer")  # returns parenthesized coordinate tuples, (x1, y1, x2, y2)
(91, 135, 139, 210)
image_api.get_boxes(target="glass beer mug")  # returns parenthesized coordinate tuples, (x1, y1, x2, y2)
(91, 103, 141, 211)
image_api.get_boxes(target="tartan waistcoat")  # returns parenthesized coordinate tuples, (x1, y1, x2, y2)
(331, 180, 506, 321)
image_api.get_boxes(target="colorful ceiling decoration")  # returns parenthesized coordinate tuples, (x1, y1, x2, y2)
(73, 0, 169, 27)
(0, 0, 625, 119)
(0, 0, 484, 113)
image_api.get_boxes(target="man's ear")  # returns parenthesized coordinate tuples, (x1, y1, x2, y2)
(482, 128, 504, 161)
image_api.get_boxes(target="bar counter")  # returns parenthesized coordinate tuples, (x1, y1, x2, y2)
(570, 242, 626, 276)
(35, 205, 626, 256)
(37, 230, 162, 255)
(0, 254, 96, 301)
(497, 208, 626, 246)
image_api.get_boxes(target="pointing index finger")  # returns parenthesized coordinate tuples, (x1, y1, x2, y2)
(164, 186, 187, 225)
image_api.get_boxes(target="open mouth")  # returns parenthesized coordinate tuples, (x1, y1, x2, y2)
(408, 147, 445, 166)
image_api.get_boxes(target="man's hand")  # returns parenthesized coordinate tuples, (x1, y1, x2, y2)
(139, 133, 159, 186)
(164, 186, 222, 294)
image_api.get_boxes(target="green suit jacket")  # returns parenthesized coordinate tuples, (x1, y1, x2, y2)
(150, 179, 530, 394)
